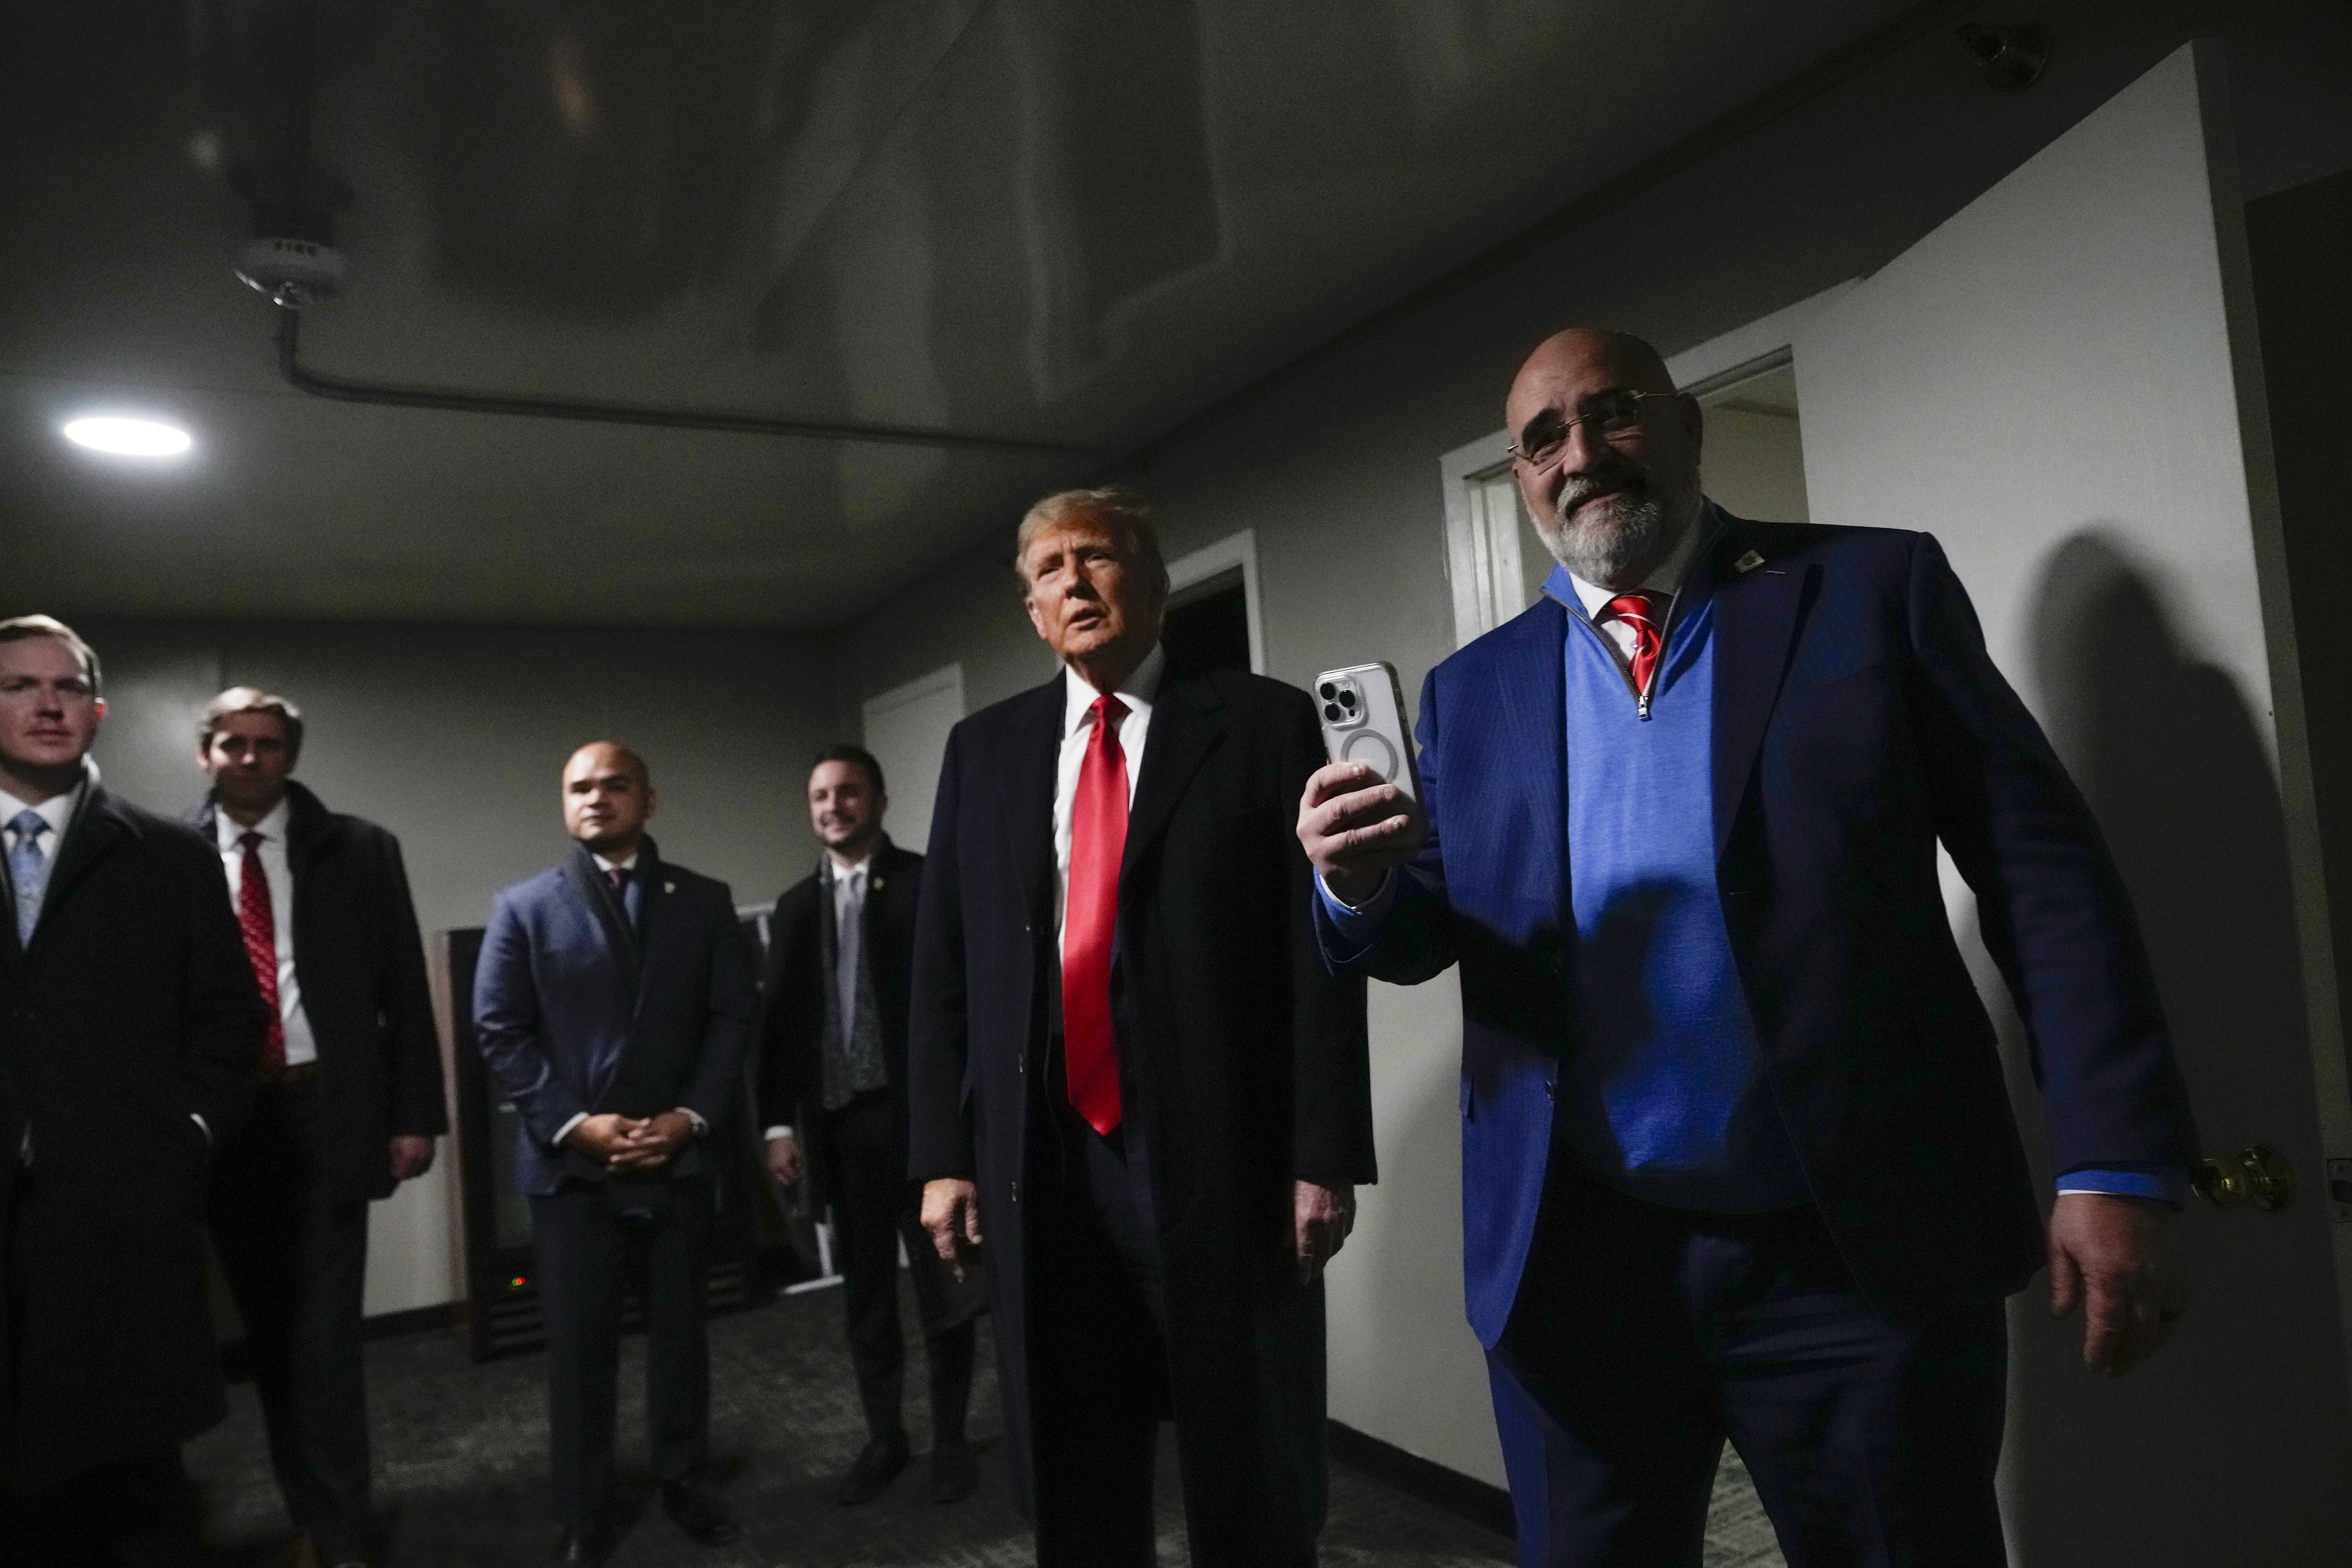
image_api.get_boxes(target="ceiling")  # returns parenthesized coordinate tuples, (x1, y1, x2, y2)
(0, 0, 1924, 628)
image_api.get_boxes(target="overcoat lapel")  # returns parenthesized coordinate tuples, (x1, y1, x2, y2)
(1121, 676, 1223, 886)
(35, 785, 130, 934)
(1708, 523, 1815, 859)
(998, 681, 1064, 929)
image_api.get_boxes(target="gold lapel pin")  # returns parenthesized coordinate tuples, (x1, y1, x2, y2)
(663, 881, 676, 894)
(1733, 549, 1766, 575)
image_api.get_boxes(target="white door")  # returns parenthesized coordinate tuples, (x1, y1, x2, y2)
(1796, 41, 2352, 1563)
(861, 663, 966, 855)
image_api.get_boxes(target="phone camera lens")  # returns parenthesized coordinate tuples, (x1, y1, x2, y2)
(1318, 683, 1336, 699)
(1323, 703, 1343, 722)
(1340, 690, 1358, 710)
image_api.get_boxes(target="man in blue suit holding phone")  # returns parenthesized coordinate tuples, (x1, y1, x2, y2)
(473, 741, 753, 1566)
(1297, 328, 2198, 1567)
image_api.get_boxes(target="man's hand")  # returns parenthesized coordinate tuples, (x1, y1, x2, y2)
(765, 1131, 805, 1188)
(609, 1110, 697, 1173)
(562, 1112, 647, 1162)
(2048, 1191, 2184, 1376)
(1297, 761, 1426, 909)
(1295, 1179, 1357, 1284)
(389, 1135, 436, 1183)
(922, 1178, 984, 1282)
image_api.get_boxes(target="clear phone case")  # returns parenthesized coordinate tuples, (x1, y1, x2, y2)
(1313, 663, 1421, 801)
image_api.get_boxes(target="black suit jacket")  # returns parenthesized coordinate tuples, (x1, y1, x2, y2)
(0, 782, 269, 1493)
(756, 837, 922, 1214)
(906, 666, 1374, 1554)
(188, 781, 448, 1202)
(473, 838, 754, 1197)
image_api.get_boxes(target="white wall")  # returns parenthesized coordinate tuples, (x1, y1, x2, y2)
(77, 616, 838, 1317)
(820, 0, 2352, 1488)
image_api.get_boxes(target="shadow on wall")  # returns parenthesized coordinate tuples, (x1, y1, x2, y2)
(1981, 529, 2352, 1563)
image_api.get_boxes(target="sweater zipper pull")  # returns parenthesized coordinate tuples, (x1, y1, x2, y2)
(1637, 683, 1652, 722)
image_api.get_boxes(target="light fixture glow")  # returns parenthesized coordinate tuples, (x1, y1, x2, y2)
(62, 416, 192, 457)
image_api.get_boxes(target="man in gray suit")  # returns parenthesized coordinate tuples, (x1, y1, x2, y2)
(472, 742, 754, 1567)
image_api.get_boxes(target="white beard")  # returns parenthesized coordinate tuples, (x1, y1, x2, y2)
(1535, 486, 1691, 589)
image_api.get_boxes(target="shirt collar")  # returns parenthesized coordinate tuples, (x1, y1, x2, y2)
(1549, 500, 1720, 621)
(0, 762, 93, 842)
(591, 848, 640, 875)
(1062, 642, 1166, 740)
(213, 793, 291, 851)
(823, 848, 874, 885)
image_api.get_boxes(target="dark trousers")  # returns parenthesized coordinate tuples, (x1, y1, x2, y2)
(206, 1078, 374, 1563)
(4, 1172, 204, 1568)
(8, 1449, 206, 1568)
(1024, 1086, 1173, 1568)
(529, 1173, 714, 1528)
(826, 1093, 976, 1448)
(1491, 1169, 2008, 1568)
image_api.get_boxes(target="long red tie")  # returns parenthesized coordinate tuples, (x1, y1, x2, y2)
(1605, 592, 1666, 697)
(237, 830, 287, 1073)
(1063, 694, 1130, 1135)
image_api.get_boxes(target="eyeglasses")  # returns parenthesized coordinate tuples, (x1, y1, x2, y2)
(1506, 389, 1676, 474)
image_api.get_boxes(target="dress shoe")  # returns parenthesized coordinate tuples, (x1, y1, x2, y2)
(834, 1434, 911, 1505)
(929, 1439, 978, 1504)
(661, 1479, 741, 1547)
(551, 1522, 613, 1566)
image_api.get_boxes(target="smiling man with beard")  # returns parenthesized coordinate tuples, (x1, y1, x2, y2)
(1296, 329, 2197, 1566)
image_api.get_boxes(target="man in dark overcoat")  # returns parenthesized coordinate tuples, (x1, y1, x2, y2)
(908, 487, 1375, 1567)
(0, 615, 269, 1566)
(759, 745, 982, 1506)
(189, 685, 448, 1568)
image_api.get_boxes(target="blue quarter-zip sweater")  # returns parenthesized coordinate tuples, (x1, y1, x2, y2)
(1545, 557, 1810, 1211)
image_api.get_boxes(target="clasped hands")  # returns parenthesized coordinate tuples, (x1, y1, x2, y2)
(565, 1109, 696, 1172)
(919, 1176, 1356, 1286)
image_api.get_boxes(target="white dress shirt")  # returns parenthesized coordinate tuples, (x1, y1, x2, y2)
(1054, 642, 1163, 952)
(763, 847, 875, 1145)
(5, 767, 209, 1159)
(213, 797, 320, 1068)
(0, 781, 79, 918)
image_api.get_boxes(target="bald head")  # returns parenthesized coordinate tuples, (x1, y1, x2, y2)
(1504, 327, 1705, 591)
(563, 740, 657, 858)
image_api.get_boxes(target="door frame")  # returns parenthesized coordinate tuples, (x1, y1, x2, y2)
(1166, 527, 1267, 676)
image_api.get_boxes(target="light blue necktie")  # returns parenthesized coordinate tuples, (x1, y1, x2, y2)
(10, 810, 52, 946)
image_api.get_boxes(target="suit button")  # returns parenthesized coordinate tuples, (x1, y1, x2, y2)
(1010, 1180, 1021, 1204)
(1544, 1078, 1555, 1101)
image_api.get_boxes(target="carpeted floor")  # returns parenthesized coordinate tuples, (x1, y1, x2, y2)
(185, 1281, 1785, 1566)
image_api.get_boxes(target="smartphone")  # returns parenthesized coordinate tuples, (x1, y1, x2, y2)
(1313, 663, 1421, 802)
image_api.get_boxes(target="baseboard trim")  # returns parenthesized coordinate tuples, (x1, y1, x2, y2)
(1326, 1419, 1514, 1540)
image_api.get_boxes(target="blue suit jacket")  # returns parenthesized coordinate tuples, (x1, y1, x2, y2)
(1324, 517, 2198, 1342)
(472, 839, 754, 1197)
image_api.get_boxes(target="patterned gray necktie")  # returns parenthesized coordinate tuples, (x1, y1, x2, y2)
(10, 810, 52, 946)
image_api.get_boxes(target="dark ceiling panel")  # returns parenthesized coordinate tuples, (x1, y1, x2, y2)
(0, 0, 1925, 626)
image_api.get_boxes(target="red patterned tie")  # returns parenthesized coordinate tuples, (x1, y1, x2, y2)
(237, 831, 286, 1073)
(1606, 593, 1665, 696)
(1063, 694, 1130, 1135)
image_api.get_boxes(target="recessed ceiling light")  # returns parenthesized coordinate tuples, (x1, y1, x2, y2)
(62, 416, 193, 457)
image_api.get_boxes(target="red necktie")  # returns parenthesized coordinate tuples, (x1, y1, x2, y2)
(1605, 593, 1665, 696)
(237, 831, 286, 1073)
(1063, 694, 1130, 1135)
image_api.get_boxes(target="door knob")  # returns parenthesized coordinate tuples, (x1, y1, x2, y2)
(2192, 1145, 2294, 1212)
